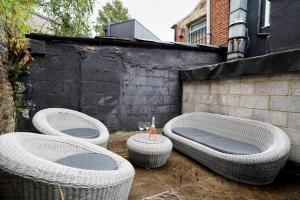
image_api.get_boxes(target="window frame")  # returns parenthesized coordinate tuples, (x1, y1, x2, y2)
(188, 19, 207, 44)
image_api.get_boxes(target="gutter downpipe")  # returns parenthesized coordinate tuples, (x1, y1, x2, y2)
(206, 0, 211, 44)
(257, 0, 262, 34)
(227, 0, 248, 60)
(107, 21, 111, 36)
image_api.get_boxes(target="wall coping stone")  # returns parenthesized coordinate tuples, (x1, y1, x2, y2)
(180, 48, 300, 81)
(25, 33, 226, 54)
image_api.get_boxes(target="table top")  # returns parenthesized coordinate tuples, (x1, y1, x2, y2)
(132, 133, 166, 144)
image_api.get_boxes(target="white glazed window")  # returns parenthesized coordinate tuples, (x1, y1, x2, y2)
(264, 0, 271, 27)
(189, 19, 207, 44)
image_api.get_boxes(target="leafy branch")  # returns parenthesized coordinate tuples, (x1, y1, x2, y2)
(40, 0, 96, 36)
(0, 0, 37, 83)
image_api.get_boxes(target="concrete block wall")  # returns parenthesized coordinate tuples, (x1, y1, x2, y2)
(120, 48, 187, 130)
(80, 47, 122, 131)
(182, 72, 300, 163)
(22, 38, 223, 132)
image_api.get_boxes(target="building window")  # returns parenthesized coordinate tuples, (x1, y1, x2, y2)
(189, 19, 207, 44)
(264, 0, 271, 27)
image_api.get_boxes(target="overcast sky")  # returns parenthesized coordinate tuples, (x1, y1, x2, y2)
(92, 0, 199, 41)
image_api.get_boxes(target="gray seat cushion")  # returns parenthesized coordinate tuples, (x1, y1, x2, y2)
(172, 127, 211, 139)
(172, 127, 261, 155)
(55, 153, 117, 170)
(61, 128, 99, 139)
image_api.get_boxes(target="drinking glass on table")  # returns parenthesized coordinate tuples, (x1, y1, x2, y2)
(144, 122, 151, 132)
(138, 122, 145, 132)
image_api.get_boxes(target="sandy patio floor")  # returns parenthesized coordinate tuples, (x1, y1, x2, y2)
(108, 131, 300, 200)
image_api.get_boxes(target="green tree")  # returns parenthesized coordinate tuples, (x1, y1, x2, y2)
(95, 0, 130, 36)
(41, 0, 96, 36)
(0, 0, 36, 76)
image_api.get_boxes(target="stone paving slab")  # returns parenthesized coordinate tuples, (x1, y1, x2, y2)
(108, 131, 300, 200)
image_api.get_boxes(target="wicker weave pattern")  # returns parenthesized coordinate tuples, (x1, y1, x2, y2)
(163, 112, 291, 185)
(127, 134, 172, 168)
(33, 108, 109, 148)
(0, 133, 135, 200)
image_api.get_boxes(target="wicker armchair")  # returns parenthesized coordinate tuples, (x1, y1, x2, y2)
(163, 112, 291, 185)
(33, 108, 109, 148)
(0, 132, 135, 200)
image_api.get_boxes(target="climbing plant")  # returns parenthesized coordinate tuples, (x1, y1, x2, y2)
(0, 0, 38, 129)
(0, 0, 37, 82)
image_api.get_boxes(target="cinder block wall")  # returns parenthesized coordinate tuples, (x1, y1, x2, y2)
(182, 72, 300, 163)
(22, 37, 224, 132)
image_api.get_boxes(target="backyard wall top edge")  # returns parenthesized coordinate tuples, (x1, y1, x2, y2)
(180, 48, 300, 81)
(25, 33, 226, 54)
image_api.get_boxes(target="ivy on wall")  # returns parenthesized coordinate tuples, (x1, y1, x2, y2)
(0, 0, 37, 83)
(0, 0, 37, 131)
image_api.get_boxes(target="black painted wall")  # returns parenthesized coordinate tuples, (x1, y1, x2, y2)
(246, 0, 269, 57)
(246, 0, 300, 57)
(21, 36, 223, 132)
(269, 0, 300, 53)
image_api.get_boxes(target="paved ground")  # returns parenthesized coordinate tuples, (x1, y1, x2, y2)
(108, 131, 300, 200)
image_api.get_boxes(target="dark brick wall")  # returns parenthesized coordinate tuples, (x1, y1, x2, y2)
(21, 39, 223, 132)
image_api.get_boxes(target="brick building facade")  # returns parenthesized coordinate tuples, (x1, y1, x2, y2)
(171, 1, 207, 43)
(210, 0, 229, 45)
(172, 0, 229, 46)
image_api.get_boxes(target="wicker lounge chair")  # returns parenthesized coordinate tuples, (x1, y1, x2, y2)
(33, 108, 109, 147)
(163, 112, 291, 185)
(0, 132, 135, 200)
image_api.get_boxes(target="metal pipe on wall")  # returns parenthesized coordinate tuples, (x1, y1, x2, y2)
(227, 0, 248, 60)
(206, 0, 211, 44)
(107, 22, 111, 36)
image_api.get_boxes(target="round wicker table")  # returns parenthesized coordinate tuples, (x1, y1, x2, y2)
(127, 133, 173, 168)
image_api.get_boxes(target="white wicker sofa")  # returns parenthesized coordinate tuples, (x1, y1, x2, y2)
(163, 112, 291, 185)
(0, 132, 135, 200)
(33, 108, 109, 147)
